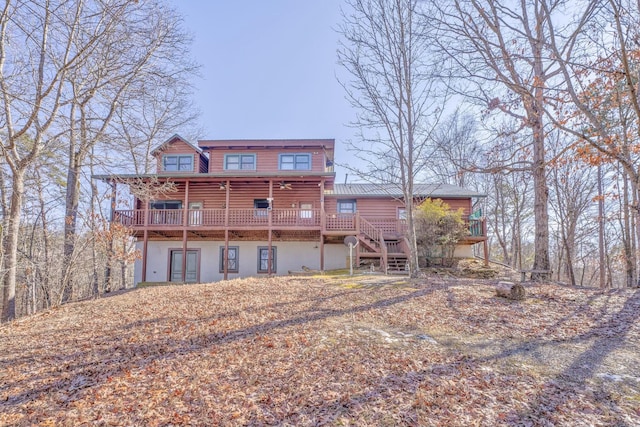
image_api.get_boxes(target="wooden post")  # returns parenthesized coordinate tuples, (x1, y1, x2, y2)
(224, 229, 229, 281)
(224, 180, 230, 280)
(320, 236, 325, 272)
(182, 181, 189, 282)
(109, 181, 116, 222)
(355, 212, 361, 268)
(320, 179, 325, 272)
(224, 180, 230, 227)
(142, 229, 148, 283)
(482, 218, 489, 266)
(268, 181, 273, 275)
(143, 197, 149, 228)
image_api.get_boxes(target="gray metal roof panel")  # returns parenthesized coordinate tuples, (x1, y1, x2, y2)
(330, 183, 485, 198)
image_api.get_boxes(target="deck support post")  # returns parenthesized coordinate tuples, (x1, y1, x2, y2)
(109, 181, 116, 222)
(482, 218, 489, 266)
(223, 180, 230, 281)
(142, 229, 148, 283)
(268, 181, 273, 275)
(320, 179, 325, 272)
(224, 229, 229, 281)
(182, 181, 190, 282)
(142, 197, 149, 284)
(320, 235, 324, 272)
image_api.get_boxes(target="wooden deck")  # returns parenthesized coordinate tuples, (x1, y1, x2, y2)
(113, 209, 487, 240)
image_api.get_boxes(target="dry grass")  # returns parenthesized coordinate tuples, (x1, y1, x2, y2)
(1, 275, 639, 426)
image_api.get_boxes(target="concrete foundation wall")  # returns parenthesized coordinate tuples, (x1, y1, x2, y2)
(134, 240, 350, 286)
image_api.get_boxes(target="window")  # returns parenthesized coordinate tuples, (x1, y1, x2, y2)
(163, 155, 193, 172)
(279, 153, 311, 170)
(254, 199, 270, 217)
(150, 201, 182, 210)
(220, 246, 239, 273)
(337, 199, 356, 214)
(225, 154, 256, 170)
(300, 202, 313, 219)
(257, 246, 277, 273)
(398, 208, 406, 220)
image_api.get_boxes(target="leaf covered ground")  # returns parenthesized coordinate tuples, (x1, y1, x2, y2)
(1, 275, 639, 426)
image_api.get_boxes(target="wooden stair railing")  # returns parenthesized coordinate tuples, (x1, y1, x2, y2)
(357, 216, 389, 273)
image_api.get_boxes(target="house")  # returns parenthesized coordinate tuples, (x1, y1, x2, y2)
(97, 135, 487, 285)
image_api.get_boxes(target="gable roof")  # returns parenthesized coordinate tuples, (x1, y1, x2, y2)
(150, 134, 203, 156)
(331, 183, 485, 198)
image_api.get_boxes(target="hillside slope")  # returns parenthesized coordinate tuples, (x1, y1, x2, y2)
(1, 276, 639, 426)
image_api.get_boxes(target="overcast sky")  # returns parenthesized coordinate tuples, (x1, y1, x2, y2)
(168, 0, 355, 180)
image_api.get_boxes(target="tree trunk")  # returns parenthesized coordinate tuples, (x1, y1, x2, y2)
(61, 155, 82, 303)
(598, 165, 607, 288)
(2, 170, 25, 321)
(529, 30, 551, 281)
(622, 170, 635, 287)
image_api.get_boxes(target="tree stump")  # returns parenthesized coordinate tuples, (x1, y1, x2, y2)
(495, 281, 526, 300)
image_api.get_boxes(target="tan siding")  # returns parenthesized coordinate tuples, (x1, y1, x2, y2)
(205, 148, 325, 173)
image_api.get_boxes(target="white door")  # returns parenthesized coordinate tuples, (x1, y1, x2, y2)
(189, 202, 203, 225)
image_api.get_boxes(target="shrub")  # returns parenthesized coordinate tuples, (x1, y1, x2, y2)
(415, 198, 469, 266)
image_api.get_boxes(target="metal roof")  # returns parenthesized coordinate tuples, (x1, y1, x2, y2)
(198, 138, 335, 150)
(330, 183, 485, 198)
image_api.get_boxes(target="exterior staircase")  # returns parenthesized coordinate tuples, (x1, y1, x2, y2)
(356, 218, 410, 274)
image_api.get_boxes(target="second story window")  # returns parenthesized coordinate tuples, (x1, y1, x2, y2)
(225, 154, 256, 170)
(337, 199, 356, 214)
(163, 155, 193, 172)
(279, 153, 311, 170)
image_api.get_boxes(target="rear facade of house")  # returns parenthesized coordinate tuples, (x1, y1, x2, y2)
(101, 135, 487, 285)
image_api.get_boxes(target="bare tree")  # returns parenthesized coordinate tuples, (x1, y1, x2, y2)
(0, 0, 94, 321)
(542, 0, 640, 287)
(430, 110, 483, 188)
(434, 0, 597, 281)
(0, 0, 198, 321)
(337, 0, 447, 277)
(59, 0, 198, 302)
(547, 134, 597, 286)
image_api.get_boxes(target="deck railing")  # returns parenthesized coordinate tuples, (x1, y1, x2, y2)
(468, 218, 484, 237)
(325, 213, 357, 231)
(111, 209, 486, 238)
(113, 208, 321, 228)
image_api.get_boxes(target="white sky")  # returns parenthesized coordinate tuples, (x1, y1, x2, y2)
(168, 0, 355, 181)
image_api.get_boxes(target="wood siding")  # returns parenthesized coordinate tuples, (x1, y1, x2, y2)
(206, 148, 326, 173)
(140, 181, 323, 210)
(324, 197, 472, 218)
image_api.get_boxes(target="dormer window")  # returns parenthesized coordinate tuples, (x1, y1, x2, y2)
(225, 154, 256, 170)
(163, 155, 193, 172)
(279, 153, 311, 170)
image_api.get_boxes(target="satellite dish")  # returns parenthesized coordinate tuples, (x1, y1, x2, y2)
(344, 236, 358, 246)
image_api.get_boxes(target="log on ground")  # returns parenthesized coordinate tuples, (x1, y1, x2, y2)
(495, 281, 526, 300)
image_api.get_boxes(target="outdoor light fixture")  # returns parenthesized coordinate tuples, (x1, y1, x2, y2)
(219, 182, 226, 190)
